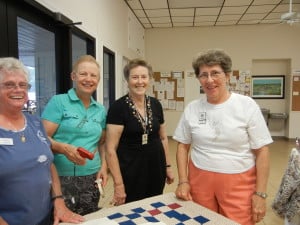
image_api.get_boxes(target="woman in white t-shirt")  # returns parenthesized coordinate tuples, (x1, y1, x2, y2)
(173, 49, 273, 225)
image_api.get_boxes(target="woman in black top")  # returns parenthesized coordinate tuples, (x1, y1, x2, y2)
(106, 59, 174, 205)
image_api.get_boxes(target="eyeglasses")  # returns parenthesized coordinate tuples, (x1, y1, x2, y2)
(0, 81, 32, 90)
(199, 70, 224, 81)
(76, 71, 99, 80)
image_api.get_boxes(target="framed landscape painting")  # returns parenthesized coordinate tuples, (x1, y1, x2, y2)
(251, 75, 285, 99)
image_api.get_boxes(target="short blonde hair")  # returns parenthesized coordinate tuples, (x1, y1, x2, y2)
(72, 55, 100, 73)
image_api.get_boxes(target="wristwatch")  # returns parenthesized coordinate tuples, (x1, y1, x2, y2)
(254, 191, 268, 199)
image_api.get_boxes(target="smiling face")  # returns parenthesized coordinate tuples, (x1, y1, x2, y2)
(198, 64, 230, 104)
(71, 61, 100, 96)
(0, 69, 29, 112)
(127, 65, 150, 97)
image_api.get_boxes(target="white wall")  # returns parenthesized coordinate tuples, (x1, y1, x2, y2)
(145, 25, 300, 138)
(35, 0, 144, 101)
(30, 1, 300, 138)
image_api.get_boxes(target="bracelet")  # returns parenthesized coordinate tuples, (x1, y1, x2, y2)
(166, 164, 171, 168)
(178, 181, 189, 186)
(254, 191, 268, 199)
(51, 195, 64, 201)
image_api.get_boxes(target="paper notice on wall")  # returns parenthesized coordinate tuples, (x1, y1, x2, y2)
(172, 71, 182, 78)
(176, 101, 184, 111)
(166, 90, 174, 99)
(168, 100, 176, 110)
(160, 99, 169, 109)
(177, 87, 184, 97)
(161, 72, 171, 78)
(157, 91, 165, 100)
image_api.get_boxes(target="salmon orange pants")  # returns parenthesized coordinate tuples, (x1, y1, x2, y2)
(188, 160, 256, 225)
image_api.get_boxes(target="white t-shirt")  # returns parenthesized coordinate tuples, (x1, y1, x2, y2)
(173, 93, 273, 174)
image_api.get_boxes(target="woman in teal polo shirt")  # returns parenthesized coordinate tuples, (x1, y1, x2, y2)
(42, 55, 107, 215)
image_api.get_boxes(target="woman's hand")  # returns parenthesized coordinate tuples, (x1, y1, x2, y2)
(252, 194, 266, 223)
(63, 144, 86, 165)
(52, 198, 85, 225)
(166, 167, 175, 184)
(111, 183, 126, 206)
(175, 182, 192, 201)
(96, 168, 108, 187)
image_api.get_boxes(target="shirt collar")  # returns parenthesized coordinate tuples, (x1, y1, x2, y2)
(68, 88, 97, 106)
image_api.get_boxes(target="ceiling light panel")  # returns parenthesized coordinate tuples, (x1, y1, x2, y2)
(218, 14, 242, 21)
(149, 17, 171, 23)
(194, 15, 218, 22)
(221, 6, 248, 14)
(252, 0, 281, 5)
(196, 8, 221, 16)
(152, 23, 172, 28)
(140, 0, 168, 9)
(145, 9, 169, 17)
(173, 22, 193, 27)
(194, 21, 215, 26)
(224, 0, 253, 7)
(247, 5, 276, 13)
(241, 13, 266, 20)
(170, 8, 194, 16)
(238, 19, 261, 24)
(172, 17, 194, 22)
(169, 0, 223, 8)
(216, 21, 237, 25)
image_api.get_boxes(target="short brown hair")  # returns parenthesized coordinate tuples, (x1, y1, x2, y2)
(192, 49, 232, 77)
(123, 59, 153, 81)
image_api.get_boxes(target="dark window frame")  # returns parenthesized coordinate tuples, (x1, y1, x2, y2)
(103, 46, 116, 108)
(0, 0, 96, 95)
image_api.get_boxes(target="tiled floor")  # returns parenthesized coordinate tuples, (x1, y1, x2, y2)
(99, 137, 297, 225)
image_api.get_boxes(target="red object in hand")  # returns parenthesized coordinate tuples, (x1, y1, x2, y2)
(77, 147, 94, 160)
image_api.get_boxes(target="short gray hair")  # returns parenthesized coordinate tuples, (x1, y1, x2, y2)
(0, 57, 29, 82)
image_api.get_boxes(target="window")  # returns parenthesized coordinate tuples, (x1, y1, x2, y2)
(0, 0, 96, 114)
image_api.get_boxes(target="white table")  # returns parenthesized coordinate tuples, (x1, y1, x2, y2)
(60, 192, 240, 225)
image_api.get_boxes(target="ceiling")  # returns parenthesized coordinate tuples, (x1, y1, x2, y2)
(124, 0, 300, 29)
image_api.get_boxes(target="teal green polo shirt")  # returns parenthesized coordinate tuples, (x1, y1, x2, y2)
(41, 88, 106, 176)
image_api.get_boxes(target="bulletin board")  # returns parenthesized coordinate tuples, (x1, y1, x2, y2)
(229, 70, 251, 96)
(149, 71, 185, 111)
(292, 75, 300, 111)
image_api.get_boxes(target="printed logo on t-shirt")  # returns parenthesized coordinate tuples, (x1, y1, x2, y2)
(199, 112, 206, 124)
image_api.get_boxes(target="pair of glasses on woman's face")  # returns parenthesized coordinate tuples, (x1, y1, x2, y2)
(198, 70, 224, 81)
(0, 81, 31, 90)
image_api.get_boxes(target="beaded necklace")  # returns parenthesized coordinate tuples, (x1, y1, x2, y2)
(126, 95, 153, 145)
